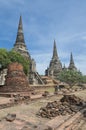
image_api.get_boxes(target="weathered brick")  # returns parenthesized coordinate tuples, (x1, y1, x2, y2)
(0, 62, 30, 92)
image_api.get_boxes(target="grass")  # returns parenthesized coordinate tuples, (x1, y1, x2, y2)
(35, 86, 54, 93)
(44, 87, 54, 93)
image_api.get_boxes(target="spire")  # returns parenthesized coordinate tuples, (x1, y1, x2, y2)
(68, 52, 77, 70)
(52, 40, 58, 59)
(70, 52, 74, 65)
(13, 16, 31, 60)
(45, 40, 62, 77)
(63, 64, 66, 69)
(15, 15, 25, 45)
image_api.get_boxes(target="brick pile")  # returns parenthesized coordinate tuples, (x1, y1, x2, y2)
(38, 95, 85, 119)
(12, 94, 30, 104)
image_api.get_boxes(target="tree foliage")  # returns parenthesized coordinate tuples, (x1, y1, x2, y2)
(81, 75, 86, 83)
(58, 69, 83, 87)
(0, 48, 11, 69)
(0, 49, 30, 75)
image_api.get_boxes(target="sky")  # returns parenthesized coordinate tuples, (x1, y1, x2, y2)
(0, 0, 86, 75)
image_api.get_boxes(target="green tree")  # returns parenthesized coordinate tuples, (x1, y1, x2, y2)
(0, 48, 30, 75)
(82, 75, 86, 83)
(58, 70, 83, 87)
(0, 48, 11, 69)
(8, 50, 30, 75)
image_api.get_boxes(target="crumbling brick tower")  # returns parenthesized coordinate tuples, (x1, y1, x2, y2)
(1, 62, 29, 92)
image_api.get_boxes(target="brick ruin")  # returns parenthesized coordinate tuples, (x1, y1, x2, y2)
(0, 62, 30, 92)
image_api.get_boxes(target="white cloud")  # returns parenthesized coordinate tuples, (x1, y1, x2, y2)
(74, 54, 86, 74)
(81, 36, 86, 41)
(58, 32, 86, 43)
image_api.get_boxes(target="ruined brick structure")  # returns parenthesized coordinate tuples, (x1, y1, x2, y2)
(0, 62, 30, 92)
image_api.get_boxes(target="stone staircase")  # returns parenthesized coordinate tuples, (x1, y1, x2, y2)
(34, 72, 45, 84)
(41, 76, 60, 85)
(29, 71, 45, 85)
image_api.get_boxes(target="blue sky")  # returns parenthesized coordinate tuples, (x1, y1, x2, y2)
(0, 0, 86, 75)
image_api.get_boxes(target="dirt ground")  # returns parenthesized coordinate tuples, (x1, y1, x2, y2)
(0, 89, 86, 130)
